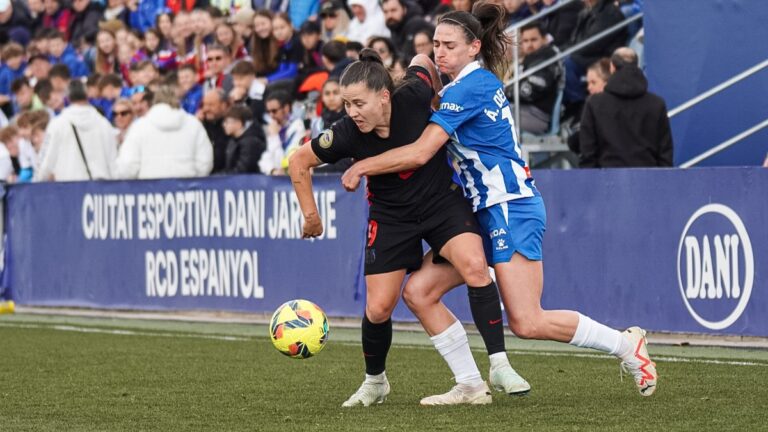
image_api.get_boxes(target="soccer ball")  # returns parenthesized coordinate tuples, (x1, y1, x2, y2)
(270, 299, 329, 358)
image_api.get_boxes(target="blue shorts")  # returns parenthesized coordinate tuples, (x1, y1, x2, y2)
(475, 196, 546, 264)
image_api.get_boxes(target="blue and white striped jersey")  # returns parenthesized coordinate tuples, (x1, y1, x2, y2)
(431, 61, 539, 212)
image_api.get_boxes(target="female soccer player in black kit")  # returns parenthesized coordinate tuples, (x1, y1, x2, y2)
(289, 49, 530, 407)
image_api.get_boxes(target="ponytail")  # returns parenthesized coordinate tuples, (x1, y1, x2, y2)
(438, 0, 511, 80)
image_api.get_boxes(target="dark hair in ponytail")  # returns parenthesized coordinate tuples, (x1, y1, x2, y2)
(340, 48, 395, 94)
(437, 0, 510, 80)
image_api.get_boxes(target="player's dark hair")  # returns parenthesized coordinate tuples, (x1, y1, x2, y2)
(339, 48, 394, 94)
(438, 1, 510, 80)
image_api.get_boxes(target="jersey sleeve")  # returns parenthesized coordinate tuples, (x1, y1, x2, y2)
(310, 117, 355, 164)
(430, 82, 478, 136)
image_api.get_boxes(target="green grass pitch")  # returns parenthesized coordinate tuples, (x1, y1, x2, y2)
(1, 313, 767, 431)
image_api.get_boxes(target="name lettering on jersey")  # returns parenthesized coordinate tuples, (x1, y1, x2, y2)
(440, 102, 464, 112)
(319, 130, 334, 149)
(484, 109, 499, 122)
(493, 88, 506, 108)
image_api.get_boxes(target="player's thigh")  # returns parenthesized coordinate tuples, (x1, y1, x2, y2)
(437, 233, 490, 286)
(495, 254, 544, 322)
(364, 218, 424, 276)
(403, 250, 465, 306)
(365, 269, 407, 322)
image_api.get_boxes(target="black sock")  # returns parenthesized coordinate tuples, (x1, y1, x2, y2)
(468, 281, 506, 355)
(361, 314, 392, 375)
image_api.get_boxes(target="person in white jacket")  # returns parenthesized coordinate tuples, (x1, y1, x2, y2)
(346, 0, 391, 45)
(116, 85, 213, 179)
(260, 90, 306, 175)
(35, 81, 117, 182)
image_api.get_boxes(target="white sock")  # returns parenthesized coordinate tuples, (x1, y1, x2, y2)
(365, 372, 386, 383)
(488, 352, 511, 370)
(569, 313, 632, 359)
(431, 320, 484, 387)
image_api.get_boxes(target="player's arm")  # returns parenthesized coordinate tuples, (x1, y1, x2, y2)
(341, 124, 449, 191)
(288, 144, 325, 238)
(409, 54, 443, 109)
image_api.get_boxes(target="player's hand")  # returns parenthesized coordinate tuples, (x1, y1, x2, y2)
(341, 166, 362, 192)
(302, 213, 323, 238)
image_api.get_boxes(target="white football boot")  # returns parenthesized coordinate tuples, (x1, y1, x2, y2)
(620, 326, 658, 396)
(489, 364, 531, 395)
(419, 382, 492, 406)
(341, 375, 391, 407)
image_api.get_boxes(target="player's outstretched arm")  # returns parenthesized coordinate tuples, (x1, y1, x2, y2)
(288, 144, 324, 238)
(409, 54, 443, 108)
(341, 123, 449, 192)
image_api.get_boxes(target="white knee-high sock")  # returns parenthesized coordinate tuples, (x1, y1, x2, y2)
(431, 320, 484, 386)
(569, 313, 632, 360)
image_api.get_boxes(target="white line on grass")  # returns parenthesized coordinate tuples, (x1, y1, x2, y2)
(0, 322, 249, 342)
(3, 322, 766, 367)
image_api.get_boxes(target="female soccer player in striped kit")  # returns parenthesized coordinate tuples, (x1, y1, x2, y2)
(342, 1, 658, 401)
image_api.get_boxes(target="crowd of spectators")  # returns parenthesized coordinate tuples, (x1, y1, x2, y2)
(0, 0, 667, 183)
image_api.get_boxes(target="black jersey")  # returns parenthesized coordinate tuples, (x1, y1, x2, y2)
(311, 66, 455, 222)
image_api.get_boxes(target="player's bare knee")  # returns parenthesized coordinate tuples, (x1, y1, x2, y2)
(402, 284, 438, 313)
(458, 255, 491, 287)
(366, 303, 394, 323)
(509, 318, 541, 340)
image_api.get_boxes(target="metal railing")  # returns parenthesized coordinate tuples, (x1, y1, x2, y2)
(667, 58, 768, 167)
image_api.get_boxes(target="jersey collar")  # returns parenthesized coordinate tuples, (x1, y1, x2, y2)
(439, 61, 482, 96)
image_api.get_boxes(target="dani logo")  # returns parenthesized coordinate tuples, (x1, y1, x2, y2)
(677, 204, 754, 330)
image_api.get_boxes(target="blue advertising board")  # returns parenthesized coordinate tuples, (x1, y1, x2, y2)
(6, 176, 368, 318)
(5, 168, 768, 336)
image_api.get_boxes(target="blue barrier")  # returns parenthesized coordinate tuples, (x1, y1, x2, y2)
(6, 168, 768, 336)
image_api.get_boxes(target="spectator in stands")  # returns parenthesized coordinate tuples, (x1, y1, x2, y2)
(322, 39, 352, 79)
(502, 0, 533, 26)
(116, 84, 212, 179)
(0, 0, 34, 46)
(563, 0, 627, 105)
(94, 73, 121, 120)
(510, 21, 563, 135)
(310, 77, 343, 138)
(178, 64, 203, 114)
(220, 104, 266, 174)
(537, 0, 584, 48)
(200, 88, 230, 172)
(47, 30, 90, 78)
(586, 57, 610, 95)
(298, 20, 325, 76)
(269, 12, 303, 82)
(231, 8, 254, 45)
(250, 10, 279, 79)
(36, 80, 117, 181)
(215, 22, 248, 61)
(579, 48, 673, 168)
(129, 60, 158, 87)
(144, 28, 177, 73)
(108, 98, 131, 145)
(70, 0, 103, 48)
(34, 78, 64, 116)
(260, 90, 305, 175)
(451, 0, 476, 12)
(368, 36, 397, 69)
(27, 54, 52, 86)
(347, 0, 391, 45)
(12, 110, 43, 171)
(229, 60, 266, 125)
(412, 29, 434, 60)
(129, 86, 151, 117)
(202, 44, 233, 93)
(155, 11, 173, 42)
(382, 0, 433, 61)
(0, 42, 25, 117)
(42, 0, 72, 40)
(103, 0, 129, 26)
(48, 64, 70, 93)
(92, 29, 119, 75)
(346, 40, 364, 60)
(319, 0, 350, 43)
(11, 77, 34, 113)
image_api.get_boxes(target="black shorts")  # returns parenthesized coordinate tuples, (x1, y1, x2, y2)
(364, 187, 481, 275)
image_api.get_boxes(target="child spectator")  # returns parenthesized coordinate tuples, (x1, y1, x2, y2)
(178, 64, 203, 114)
(0, 42, 26, 117)
(47, 29, 89, 78)
(215, 22, 248, 61)
(220, 104, 266, 174)
(250, 10, 279, 78)
(229, 60, 266, 124)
